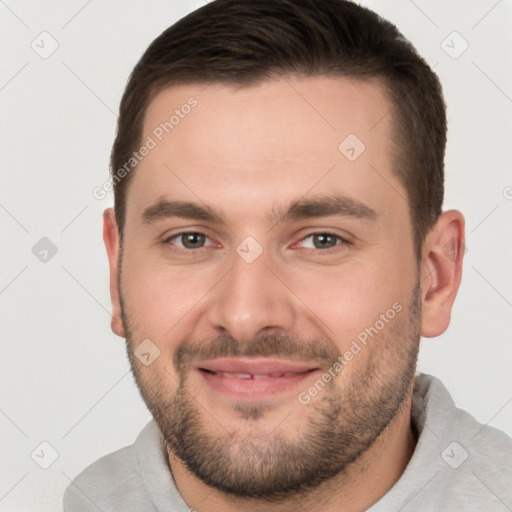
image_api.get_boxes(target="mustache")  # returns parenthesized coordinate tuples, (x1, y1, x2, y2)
(174, 333, 342, 371)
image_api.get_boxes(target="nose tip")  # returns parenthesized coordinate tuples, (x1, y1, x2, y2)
(206, 254, 295, 342)
(221, 310, 265, 344)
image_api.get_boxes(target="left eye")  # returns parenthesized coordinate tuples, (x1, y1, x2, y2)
(299, 233, 343, 249)
(168, 232, 213, 249)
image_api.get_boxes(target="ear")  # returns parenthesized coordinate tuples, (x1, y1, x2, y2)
(103, 208, 126, 338)
(420, 210, 465, 338)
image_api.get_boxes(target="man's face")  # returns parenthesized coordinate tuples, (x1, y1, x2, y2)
(116, 76, 422, 497)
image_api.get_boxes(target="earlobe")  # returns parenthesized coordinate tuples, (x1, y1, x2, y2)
(103, 208, 126, 338)
(420, 210, 465, 338)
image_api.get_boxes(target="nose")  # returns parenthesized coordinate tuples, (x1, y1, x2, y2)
(206, 248, 296, 343)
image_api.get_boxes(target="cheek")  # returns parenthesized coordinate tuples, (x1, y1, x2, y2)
(285, 256, 415, 351)
(121, 251, 217, 340)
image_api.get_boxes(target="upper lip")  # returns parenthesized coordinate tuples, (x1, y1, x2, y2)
(194, 357, 319, 375)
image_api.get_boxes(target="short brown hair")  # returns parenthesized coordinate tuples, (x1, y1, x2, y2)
(111, 0, 446, 256)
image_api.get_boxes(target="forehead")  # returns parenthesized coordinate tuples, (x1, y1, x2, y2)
(127, 75, 401, 224)
(143, 75, 392, 165)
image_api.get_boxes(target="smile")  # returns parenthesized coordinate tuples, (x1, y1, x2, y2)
(193, 358, 320, 401)
(203, 370, 308, 379)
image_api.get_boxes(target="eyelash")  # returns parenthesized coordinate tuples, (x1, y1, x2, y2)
(297, 232, 350, 253)
(161, 231, 351, 255)
(162, 232, 216, 255)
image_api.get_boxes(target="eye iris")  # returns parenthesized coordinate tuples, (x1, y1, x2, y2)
(314, 233, 337, 249)
(182, 233, 205, 248)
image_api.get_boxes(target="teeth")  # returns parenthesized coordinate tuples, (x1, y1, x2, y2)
(216, 371, 299, 379)
(222, 372, 252, 379)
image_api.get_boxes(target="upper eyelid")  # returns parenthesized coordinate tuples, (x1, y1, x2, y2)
(296, 228, 351, 241)
(295, 232, 348, 247)
(164, 230, 345, 239)
(162, 228, 212, 241)
(300, 232, 346, 240)
(165, 231, 215, 245)
(163, 230, 349, 249)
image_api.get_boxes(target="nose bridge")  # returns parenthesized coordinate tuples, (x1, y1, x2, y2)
(207, 247, 295, 341)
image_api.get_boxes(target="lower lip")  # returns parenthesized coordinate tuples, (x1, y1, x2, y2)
(198, 369, 318, 401)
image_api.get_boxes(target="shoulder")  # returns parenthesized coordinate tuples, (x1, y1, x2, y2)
(414, 373, 512, 454)
(63, 445, 153, 512)
(63, 422, 159, 512)
(450, 391, 512, 505)
(414, 373, 512, 508)
(371, 374, 512, 511)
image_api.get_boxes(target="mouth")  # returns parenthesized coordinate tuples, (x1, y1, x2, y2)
(203, 370, 307, 379)
(193, 357, 320, 400)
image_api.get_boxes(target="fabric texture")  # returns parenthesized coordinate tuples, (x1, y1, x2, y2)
(63, 373, 512, 511)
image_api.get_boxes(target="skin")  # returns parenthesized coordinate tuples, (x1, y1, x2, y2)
(103, 76, 464, 511)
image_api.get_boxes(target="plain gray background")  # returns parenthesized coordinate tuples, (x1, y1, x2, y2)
(1, 1, 511, 510)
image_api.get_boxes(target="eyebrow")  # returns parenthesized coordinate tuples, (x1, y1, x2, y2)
(141, 195, 377, 225)
(142, 199, 220, 224)
(269, 195, 377, 224)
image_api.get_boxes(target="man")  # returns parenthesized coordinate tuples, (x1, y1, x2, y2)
(64, 0, 512, 510)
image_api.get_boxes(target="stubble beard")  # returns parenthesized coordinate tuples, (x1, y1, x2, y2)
(122, 286, 421, 501)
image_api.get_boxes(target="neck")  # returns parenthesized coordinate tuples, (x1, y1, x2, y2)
(167, 394, 417, 512)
